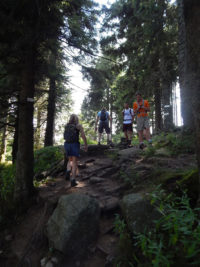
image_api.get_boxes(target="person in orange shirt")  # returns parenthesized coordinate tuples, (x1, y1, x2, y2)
(133, 92, 152, 149)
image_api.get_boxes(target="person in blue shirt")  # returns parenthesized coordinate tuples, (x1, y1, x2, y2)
(95, 107, 112, 145)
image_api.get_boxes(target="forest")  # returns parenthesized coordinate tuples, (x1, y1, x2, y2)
(0, 0, 200, 266)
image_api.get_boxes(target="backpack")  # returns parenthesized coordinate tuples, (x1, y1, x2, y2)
(100, 110, 107, 121)
(64, 123, 79, 143)
(136, 100, 147, 114)
(123, 108, 132, 119)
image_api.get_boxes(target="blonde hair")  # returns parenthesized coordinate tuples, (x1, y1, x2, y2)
(68, 114, 79, 125)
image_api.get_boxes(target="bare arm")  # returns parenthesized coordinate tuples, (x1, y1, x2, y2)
(78, 125, 88, 152)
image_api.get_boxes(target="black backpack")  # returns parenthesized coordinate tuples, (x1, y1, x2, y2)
(100, 110, 107, 121)
(64, 123, 79, 143)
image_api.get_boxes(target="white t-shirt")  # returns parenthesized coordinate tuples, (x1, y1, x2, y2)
(123, 108, 134, 124)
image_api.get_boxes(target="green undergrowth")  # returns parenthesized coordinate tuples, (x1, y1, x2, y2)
(34, 145, 63, 174)
(152, 130, 195, 156)
(114, 188, 200, 267)
(0, 146, 64, 227)
(0, 163, 15, 227)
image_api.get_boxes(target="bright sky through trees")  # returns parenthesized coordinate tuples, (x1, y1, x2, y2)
(70, 0, 179, 123)
(70, 0, 115, 114)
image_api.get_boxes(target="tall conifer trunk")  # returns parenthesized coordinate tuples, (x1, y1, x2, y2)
(44, 54, 56, 147)
(154, 85, 163, 133)
(178, 0, 194, 129)
(0, 119, 8, 163)
(183, 0, 200, 193)
(14, 50, 35, 204)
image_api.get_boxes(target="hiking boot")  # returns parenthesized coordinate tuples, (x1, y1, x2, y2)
(127, 140, 132, 147)
(71, 179, 78, 187)
(148, 139, 152, 146)
(139, 143, 145, 150)
(108, 140, 114, 147)
(65, 170, 71, 181)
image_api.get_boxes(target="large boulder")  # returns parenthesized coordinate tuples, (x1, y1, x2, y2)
(120, 193, 160, 234)
(46, 194, 100, 257)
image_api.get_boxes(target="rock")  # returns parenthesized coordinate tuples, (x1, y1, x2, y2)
(51, 257, 58, 264)
(46, 194, 100, 257)
(85, 158, 95, 163)
(5, 234, 13, 241)
(102, 197, 119, 212)
(41, 257, 47, 267)
(118, 147, 141, 160)
(45, 261, 54, 267)
(99, 167, 120, 178)
(78, 163, 87, 169)
(120, 193, 160, 234)
(90, 177, 105, 184)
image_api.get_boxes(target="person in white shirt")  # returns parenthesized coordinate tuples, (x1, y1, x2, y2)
(122, 103, 134, 147)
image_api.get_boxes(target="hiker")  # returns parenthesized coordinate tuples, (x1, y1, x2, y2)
(95, 107, 112, 145)
(64, 114, 88, 187)
(133, 92, 152, 149)
(122, 102, 134, 147)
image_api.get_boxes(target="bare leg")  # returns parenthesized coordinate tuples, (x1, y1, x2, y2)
(71, 156, 78, 180)
(107, 134, 111, 144)
(124, 131, 128, 141)
(67, 157, 72, 171)
(138, 130, 143, 143)
(127, 131, 133, 141)
(145, 128, 151, 141)
(98, 133, 102, 144)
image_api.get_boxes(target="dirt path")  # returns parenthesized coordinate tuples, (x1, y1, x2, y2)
(1, 146, 196, 267)
(1, 153, 126, 267)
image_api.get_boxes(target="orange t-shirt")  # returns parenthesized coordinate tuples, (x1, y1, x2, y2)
(133, 99, 149, 117)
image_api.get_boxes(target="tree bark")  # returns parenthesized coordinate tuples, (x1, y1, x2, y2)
(180, 0, 200, 198)
(162, 82, 173, 130)
(0, 119, 8, 163)
(35, 104, 42, 149)
(14, 50, 35, 204)
(44, 53, 57, 147)
(44, 76, 56, 147)
(178, 0, 194, 129)
(154, 85, 163, 133)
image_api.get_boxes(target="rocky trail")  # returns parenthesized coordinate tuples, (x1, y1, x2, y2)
(0, 144, 197, 267)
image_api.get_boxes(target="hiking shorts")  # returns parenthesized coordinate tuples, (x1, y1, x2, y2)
(123, 123, 133, 132)
(98, 121, 111, 134)
(64, 142, 80, 157)
(137, 116, 149, 132)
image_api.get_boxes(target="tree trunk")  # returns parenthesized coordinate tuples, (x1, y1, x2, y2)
(44, 52, 57, 147)
(179, 0, 200, 199)
(35, 105, 42, 149)
(0, 119, 8, 163)
(162, 82, 173, 130)
(44, 76, 56, 147)
(178, 0, 194, 129)
(12, 104, 19, 164)
(14, 50, 35, 204)
(154, 86, 163, 133)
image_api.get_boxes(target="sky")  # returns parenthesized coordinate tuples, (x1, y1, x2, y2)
(69, 0, 114, 114)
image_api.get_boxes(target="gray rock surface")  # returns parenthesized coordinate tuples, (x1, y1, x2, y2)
(47, 194, 100, 256)
(118, 147, 141, 160)
(120, 193, 160, 234)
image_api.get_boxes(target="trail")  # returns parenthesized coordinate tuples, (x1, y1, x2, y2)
(1, 149, 127, 267)
(0, 145, 196, 267)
